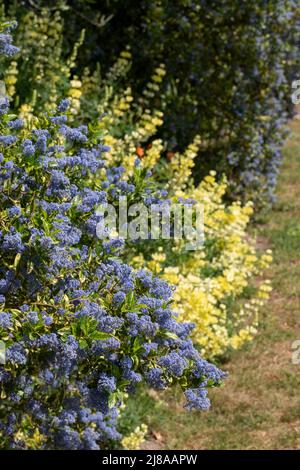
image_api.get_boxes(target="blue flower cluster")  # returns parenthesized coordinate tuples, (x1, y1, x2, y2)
(0, 23, 225, 450)
(0, 22, 19, 57)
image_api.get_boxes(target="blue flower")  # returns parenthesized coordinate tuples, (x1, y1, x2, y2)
(112, 291, 126, 305)
(184, 388, 210, 411)
(59, 124, 88, 143)
(57, 98, 71, 113)
(146, 368, 166, 389)
(24, 311, 39, 324)
(0, 135, 17, 146)
(193, 358, 227, 382)
(0, 97, 9, 116)
(158, 352, 188, 377)
(97, 373, 116, 393)
(7, 206, 21, 217)
(22, 139, 35, 157)
(0, 25, 20, 57)
(0, 312, 12, 329)
(6, 343, 27, 364)
(82, 427, 101, 450)
(1, 229, 24, 253)
(8, 119, 23, 129)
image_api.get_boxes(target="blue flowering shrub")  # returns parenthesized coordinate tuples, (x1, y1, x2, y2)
(5, 0, 300, 205)
(0, 23, 226, 449)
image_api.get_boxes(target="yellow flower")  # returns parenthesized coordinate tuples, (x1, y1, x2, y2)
(121, 424, 148, 450)
(134, 169, 272, 358)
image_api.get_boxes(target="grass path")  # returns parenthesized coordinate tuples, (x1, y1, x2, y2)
(136, 119, 300, 450)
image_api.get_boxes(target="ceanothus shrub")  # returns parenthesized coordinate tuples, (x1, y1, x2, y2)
(0, 23, 225, 449)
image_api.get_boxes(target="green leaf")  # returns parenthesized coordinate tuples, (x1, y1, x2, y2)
(108, 392, 117, 408)
(132, 337, 144, 353)
(79, 338, 88, 349)
(13, 253, 21, 269)
(58, 326, 72, 336)
(90, 331, 112, 341)
(162, 331, 179, 340)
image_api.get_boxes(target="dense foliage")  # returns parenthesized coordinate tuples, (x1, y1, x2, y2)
(0, 10, 273, 361)
(0, 0, 285, 450)
(0, 23, 226, 449)
(3, 0, 300, 205)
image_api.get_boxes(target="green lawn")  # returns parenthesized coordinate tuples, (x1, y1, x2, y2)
(124, 119, 300, 450)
